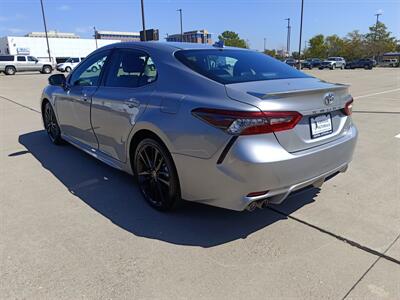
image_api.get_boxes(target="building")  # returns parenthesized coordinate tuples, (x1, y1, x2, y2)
(166, 30, 212, 44)
(95, 30, 140, 41)
(0, 34, 120, 63)
(25, 31, 80, 39)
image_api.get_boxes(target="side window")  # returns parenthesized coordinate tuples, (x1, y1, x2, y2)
(104, 49, 157, 88)
(27, 56, 37, 62)
(72, 58, 79, 63)
(69, 51, 109, 87)
(17, 56, 26, 61)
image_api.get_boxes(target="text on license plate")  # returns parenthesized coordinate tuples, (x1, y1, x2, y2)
(310, 113, 333, 139)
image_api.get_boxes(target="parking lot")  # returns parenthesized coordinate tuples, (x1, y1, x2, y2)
(0, 68, 399, 299)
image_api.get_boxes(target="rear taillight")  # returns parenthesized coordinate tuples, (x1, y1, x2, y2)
(192, 108, 302, 135)
(343, 98, 354, 116)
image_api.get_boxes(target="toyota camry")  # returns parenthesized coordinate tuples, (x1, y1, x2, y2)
(41, 42, 357, 211)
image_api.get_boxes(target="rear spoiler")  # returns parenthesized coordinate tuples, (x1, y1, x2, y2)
(248, 83, 350, 99)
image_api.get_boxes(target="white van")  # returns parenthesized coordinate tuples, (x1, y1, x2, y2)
(56, 57, 85, 72)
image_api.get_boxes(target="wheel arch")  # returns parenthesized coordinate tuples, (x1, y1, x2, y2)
(128, 128, 172, 171)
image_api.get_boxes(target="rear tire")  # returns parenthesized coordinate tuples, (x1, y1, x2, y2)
(5, 66, 16, 75)
(43, 102, 62, 145)
(65, 66, 71, 73)
(134, 138, 181, 211)
(41, 65, 52, 74)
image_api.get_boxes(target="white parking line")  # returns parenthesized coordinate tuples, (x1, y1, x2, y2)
(354, 88, 400, 100)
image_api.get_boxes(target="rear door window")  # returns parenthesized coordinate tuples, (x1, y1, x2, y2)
(17, 56, 26, 61)
(0, 56, 14, 61)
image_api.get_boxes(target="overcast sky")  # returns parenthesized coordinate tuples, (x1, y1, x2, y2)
(0, 0, 399, 51)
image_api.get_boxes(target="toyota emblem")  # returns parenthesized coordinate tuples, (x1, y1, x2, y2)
(324, 92, 335, 105)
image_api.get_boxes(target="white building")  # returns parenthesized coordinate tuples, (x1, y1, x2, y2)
(0, 34, 121, 62)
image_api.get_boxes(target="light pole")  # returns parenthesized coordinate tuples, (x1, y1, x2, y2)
(285, 18, 291, 56)
(374, 12, 382, 39)
(177, 9, 183, 42)
(39, 0, 51, 63)
(141, 0, 146, 41)
(297, 0, 304, 69)
(264, 37, 267, 52)
(93, 26, 98, 49)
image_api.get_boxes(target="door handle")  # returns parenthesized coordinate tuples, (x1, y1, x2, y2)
(125, 98, 140, 108)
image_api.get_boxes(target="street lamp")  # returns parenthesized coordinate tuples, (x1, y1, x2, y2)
(141, 0, 146, 41)
(285, 18, 291, 56)
(297, 0, 304, 69)
(39, 0, 51, 63)
(264, 37, 267, 52)
(177, 9, 183, 42)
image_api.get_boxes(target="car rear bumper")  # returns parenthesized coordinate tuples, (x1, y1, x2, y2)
(173, 125, 357, 211)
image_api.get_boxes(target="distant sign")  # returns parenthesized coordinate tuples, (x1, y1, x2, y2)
(140, 29, 159, 41)
(17, 47, 30, 55)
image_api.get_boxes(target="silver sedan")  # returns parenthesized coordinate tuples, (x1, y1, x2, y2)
(41, 42, 357, 211)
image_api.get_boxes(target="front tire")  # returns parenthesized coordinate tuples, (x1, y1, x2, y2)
(134, 138, 181, 211)
(43, 102, 62, 144)
(330, 64, 336, 70)
(65, 66, 71, 73)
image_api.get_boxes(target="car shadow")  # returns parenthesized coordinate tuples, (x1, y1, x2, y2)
(17, 130, 319, 247)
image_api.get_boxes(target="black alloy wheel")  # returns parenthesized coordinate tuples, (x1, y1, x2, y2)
(44, 102, 62, 144)
(134, 138, 181, 211)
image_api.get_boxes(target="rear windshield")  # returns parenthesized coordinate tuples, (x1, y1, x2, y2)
(174, 49, 310, 84)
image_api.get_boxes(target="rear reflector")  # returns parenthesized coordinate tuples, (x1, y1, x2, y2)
(192, 108, 302, 135)
(247, 190, 269, 197)
(343, 98, 354, 116)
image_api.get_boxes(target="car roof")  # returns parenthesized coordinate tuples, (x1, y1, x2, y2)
(100, 41, 245, 53)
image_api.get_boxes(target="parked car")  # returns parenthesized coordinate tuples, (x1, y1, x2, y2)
(284, 58, 297, 67)
(301, 58, 322, 69)
(379, 58, 399, 67)
(0, 55, 53, 75)
(56, 57, 85, 72)
(345, 58, 374, 69)
(41, 42, 357, 212)
(319, 57, 346, 70)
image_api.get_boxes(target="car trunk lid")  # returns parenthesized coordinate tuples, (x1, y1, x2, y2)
(225, 78, 353, 153)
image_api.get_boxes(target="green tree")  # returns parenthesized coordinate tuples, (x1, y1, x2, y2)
(325, 34, 345, 57)
(365, 22, 397, 58)
(343, 30, 366, 60)
(305, 34, 327, 58)
(263, 49, 276, 57)
(218, 31, 248, 48)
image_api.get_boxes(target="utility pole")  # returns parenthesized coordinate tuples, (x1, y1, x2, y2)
(374, 12, 382, 39)
(93, 26, 98, 49)
(141, 0, 146, 41)
(374, 12, 382, 60)
(264, 37, 267, 52)
(39, 0, 52, 63)
(297, 0, 304, 69)
(177, 9, 183, 42)
(285, 18, 291, 56)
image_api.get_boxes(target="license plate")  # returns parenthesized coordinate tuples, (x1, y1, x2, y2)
(310, 113, 333, 139)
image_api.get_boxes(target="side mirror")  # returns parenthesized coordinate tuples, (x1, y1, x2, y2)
(48, 74, 66, 87)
